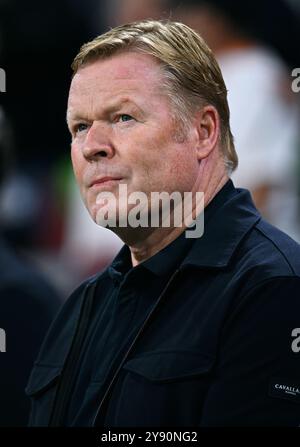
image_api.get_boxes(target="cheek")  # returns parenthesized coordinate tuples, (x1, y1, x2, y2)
(164, 148, 199, 192)
(71, 144, 84, 181)
(171, 153, 197, 175)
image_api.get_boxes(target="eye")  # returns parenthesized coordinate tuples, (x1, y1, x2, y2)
(71, 123, 88, 136)
(76, 123, 88, 133)
(118, 114, 133, 122)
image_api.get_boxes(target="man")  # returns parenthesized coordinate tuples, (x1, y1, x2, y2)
(26, 20, 300, 427)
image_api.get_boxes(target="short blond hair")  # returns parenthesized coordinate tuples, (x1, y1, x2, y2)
(72, 20, 238, 173)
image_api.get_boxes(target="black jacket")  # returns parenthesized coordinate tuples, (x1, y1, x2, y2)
(26, 180, 300, 426)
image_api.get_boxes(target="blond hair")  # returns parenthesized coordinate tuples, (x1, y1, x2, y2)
(72, 20, 238, 173)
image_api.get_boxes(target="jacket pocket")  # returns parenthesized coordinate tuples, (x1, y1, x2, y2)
(25, 363, 62, 426)
(123, 350, 215, 383)
(106, 350, 215, 426)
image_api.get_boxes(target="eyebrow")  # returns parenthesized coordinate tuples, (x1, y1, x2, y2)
(66, 97, 144, 126)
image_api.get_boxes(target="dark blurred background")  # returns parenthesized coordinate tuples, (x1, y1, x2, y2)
(0, 0, 299, 296)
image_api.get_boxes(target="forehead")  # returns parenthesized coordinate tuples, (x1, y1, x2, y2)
(68, 51, 164, 105)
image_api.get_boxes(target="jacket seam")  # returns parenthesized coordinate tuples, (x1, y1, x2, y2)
(255, 225, 297, 275)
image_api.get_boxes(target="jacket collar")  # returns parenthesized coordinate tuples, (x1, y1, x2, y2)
(108, 227, 194, 280)
(181, 180, 261, 269)
(108, 179, 262, 279)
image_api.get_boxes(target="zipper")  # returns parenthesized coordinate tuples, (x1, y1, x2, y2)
(92, 267, 181, 426)
(48, 280, 97, 426)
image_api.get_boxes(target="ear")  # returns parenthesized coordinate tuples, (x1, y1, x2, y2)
(194, 105, 220, 160)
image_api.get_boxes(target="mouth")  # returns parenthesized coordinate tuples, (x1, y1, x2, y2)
(90, 176, 124, 188)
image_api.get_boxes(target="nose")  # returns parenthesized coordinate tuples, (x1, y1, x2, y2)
(83, 121, 114, 161)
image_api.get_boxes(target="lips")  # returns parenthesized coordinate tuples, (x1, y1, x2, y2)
(90, 176, 123, 187)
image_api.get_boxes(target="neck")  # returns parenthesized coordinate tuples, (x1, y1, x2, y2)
(118, 161, 229, 267)
(130, 226, 187, 267)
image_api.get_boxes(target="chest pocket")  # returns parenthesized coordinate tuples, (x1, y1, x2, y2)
(123, 350, 214, 382)
(25, 363, 62, 426)
(106, 350, 216, 426)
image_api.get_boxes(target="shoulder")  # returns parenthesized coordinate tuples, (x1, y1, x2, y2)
(213, 216, 300, 315)
(235, 217, 300, 283)
(254, 219, 300, 275)
(223, 218, 300, 332)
